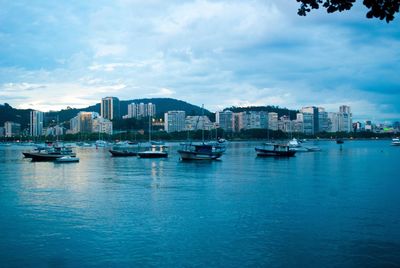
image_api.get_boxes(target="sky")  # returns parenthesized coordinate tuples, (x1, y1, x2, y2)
(0, 0, 399, 122)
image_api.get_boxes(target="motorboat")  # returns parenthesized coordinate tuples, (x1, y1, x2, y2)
(288, 138, 320, 152)
(26, 146, 76, 161)
(137, 144, 168, 158)
(137, 115, 168, 159)
(392, 138, 400, 146)
(177, 104, 227, 161)
(178, 142, 226, 160)
(55, 156, 80, 163)
(336, 139, 344, 144)
(95, 140, 108, 147)
(109, 141, 141, 157)
(255, 143, 296, 157)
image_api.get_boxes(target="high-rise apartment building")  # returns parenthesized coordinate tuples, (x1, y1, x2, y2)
(126, 102, 156, 118)
(235, 111, 267, 130)
(327, 112, 339, 132)
(216, 110, 234, 132)
(164, 111, 186, 133)
(101, 97, 120, 120)
(268, 112, 278, 131)
(30, 110, 44, 137)
(4, 121, 21, 137)
(338, 105, 352, 132)
(301, 106, 319, 134)
(318, 107, 328, 132)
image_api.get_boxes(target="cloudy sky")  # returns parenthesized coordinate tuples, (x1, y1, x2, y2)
(0, 0, 399, 121)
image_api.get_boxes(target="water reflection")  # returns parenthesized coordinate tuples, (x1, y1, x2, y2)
(0, 141, 399, 267)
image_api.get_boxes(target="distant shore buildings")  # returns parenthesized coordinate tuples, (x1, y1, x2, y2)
(68, 112, 113, 135)
(2, 96, 399, 138)
(213, 105, 353, 134)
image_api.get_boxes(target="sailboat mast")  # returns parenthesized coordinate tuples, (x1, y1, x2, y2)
(201, 104, 205, 143)
(149, 115, 151, 142)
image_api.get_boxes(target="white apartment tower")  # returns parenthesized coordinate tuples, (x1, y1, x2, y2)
(164, 111, 186, 133)
(216, 110, 234, 132)
(30, 110, 44, 137)
(268, 112, 278, 131)
(101, 97, 120, 120)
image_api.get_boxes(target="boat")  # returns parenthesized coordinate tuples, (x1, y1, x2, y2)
(55, 156, 80, 163)
(336, 139, 344, 144)
(27, 145, 76, 161)
(392, 138, 400, 146)
(95, 140, 108, 148)
(137, 116, 168, 159)
(178, 104, 226, 161)
(255, 143, 296, 157)
(178, 141, 226, 160)
(288, 138, 320, 152)
(109, 141, 141, 157)
(109, 149, 138, 157)
(137, 144, 168, 158)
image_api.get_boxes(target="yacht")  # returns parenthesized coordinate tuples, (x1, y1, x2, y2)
(137, 116, 168, 158)
(177, 104, 226, 161)
(178, 141, 226, 160)
(109, 141, 141, 157)
(26, 146, 76, 161)
(255, 143, 296, 157)
(288, 138, 320, 152)
(137, 144, 168, 158)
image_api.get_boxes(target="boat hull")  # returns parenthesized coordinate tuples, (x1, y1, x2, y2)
(178, 150, 223, 160)
(109, 149, 138, 157)
(137, 152, 168, 158)
(29, 152, 76, 161)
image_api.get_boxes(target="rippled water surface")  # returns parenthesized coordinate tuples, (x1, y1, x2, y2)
(0, 140, 399, 267)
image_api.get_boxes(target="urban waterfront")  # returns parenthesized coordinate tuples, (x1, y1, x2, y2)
(0, 140, 399, 267)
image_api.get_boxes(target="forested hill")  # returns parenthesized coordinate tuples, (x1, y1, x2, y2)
(224, 106, 299, 120)
(0, 103, 32, 128)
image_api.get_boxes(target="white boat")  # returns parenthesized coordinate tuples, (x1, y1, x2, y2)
(95, 140, 108, 147)
(392, 138, 400, 146)
(137, 144, 168, 158)
(55, 156, 80, 163)
(288, 138, 320, 152)
(137, 116, 168, 159)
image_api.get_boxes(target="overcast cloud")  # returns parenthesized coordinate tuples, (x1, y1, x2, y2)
(0, 0, 399, 121)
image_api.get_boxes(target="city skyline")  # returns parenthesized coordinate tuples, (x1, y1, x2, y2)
(0, 1, 399, 121)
